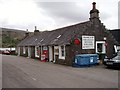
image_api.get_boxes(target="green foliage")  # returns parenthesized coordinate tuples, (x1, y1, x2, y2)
(2, 35, 20, 48)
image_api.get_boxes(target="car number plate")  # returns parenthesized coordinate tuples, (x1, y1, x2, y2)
(106, 62, 113, 65)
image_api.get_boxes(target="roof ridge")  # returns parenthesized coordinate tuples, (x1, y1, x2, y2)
(51, 21, 90, 32)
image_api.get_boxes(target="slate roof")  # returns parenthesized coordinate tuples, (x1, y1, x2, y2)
(17, 21, 90, 46)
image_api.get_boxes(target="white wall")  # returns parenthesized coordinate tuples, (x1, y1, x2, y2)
(28, 46, 31, 58)
(49, 46, 53, 62)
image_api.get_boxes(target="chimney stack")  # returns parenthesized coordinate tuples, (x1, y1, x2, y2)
(25, 29, 29, 38)
(35, 26, 37, 30)
(89, 2, 100, 21)
(34, 26, 40, 35)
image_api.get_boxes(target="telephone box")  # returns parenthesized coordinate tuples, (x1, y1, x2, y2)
(41, 46, 48, 62)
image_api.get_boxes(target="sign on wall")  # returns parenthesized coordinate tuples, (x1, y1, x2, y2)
(43, 46, 48, 50)
(82, 36, 95, 49)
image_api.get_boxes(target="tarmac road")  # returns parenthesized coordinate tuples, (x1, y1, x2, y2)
(2, 55, 119, 88)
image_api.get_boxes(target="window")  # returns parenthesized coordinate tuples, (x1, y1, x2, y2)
(28, 47, 31, 57)
(96, 41, 106, 54)
(40, 39, 44, 42)
(61, 46, 65, 57)
(23, 47, 26, 54)
(57, 35, 61, 39)
(35, 46, 40, 57)
(59, 45, 65, 59)
(97, 43, 102, 52)
(114, 45, 117, 53)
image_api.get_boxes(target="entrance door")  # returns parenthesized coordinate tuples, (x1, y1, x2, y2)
(96, 41, 106, 64)
(54, 46, 59, 63)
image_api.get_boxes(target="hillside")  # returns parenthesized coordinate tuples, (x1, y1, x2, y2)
(1, 28, 33, 48)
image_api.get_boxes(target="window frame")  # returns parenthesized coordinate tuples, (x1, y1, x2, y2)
(23, 47, 26, 54)
(35, 46, 40, 58)
(96, 41, 106, 54)
(59, 45, 65, 60)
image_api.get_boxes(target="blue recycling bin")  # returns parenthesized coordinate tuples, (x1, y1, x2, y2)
(75, 54, 90, 65)
(73, 54, 98, 67)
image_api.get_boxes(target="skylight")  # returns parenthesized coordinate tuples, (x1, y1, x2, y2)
(57, 35, 61, 39)
(35, 38, 37, 41)
(40, 39, 44, 42)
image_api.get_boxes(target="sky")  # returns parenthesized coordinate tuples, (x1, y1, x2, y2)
(118, 1, 120, 29)
(0, 0, 119, 32)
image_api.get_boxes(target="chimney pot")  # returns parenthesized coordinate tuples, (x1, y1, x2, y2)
(25, 29, 29, 38)
(26, 29, 28, 32)
(35, 26, 37, 30)
(34, 26, 40, 35)
(92, 2, 96, 9)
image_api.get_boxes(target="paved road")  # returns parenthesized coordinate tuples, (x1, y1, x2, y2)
(2, 55, 119, 88)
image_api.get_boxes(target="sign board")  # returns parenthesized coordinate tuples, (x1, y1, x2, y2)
(41, 54, 45, 60)
(82, 36, 95, 49)
(43, 46, 48, 50)
(74, 38, 80, 45)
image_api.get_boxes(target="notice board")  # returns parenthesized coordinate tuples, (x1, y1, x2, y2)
(82, 36, 95, 49)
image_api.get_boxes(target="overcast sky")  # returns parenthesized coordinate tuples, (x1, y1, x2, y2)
(0, 0, 119, 32)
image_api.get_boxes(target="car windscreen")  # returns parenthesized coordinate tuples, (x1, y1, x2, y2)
(118, 51, 120, 56)
(113, 51, 120, 60)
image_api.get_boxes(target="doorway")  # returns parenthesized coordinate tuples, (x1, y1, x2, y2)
(96, 41, 106, 64)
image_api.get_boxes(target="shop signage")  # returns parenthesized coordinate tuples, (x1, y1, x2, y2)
(43, 46, 47, 50)
(41, 54, 46, 61)
(74, 38, 80, 45)
(82, 36, 95, 49)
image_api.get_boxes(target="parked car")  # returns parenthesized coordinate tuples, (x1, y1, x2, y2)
(104, 50, 120, 68)
(2, 50, 10, 55)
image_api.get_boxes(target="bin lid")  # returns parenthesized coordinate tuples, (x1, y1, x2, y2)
(76, 54, 98, 57)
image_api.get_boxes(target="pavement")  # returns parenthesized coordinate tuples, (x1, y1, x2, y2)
(2, 55, 119, 88)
